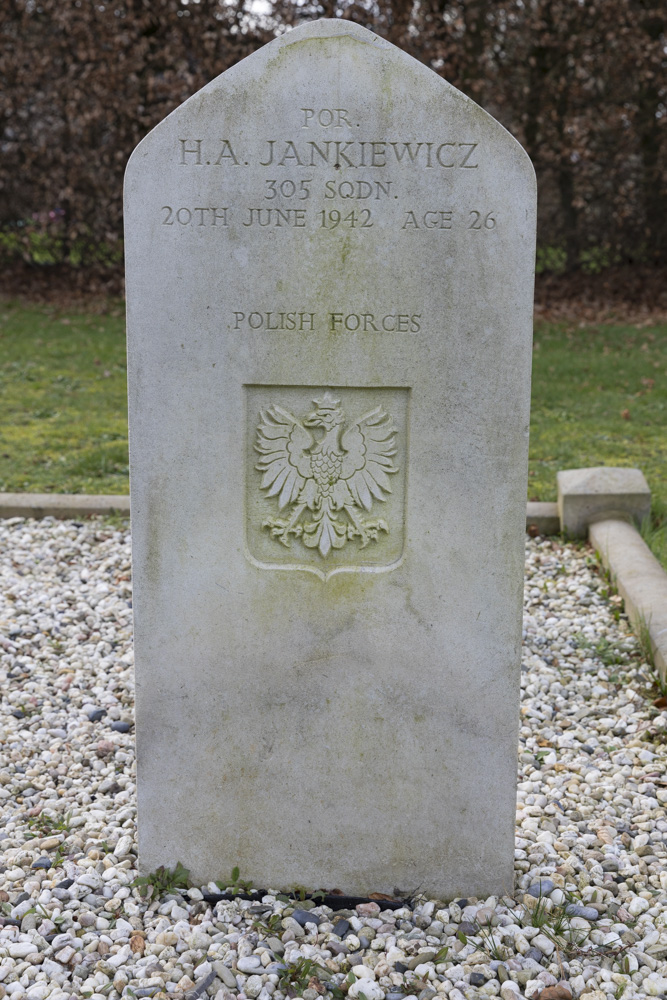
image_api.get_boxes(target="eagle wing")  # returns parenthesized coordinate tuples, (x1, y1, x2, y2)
(339, 406, 399, 511)
(255, 405, 313, 509)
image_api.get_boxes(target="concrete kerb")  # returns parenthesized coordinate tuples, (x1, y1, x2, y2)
(0, 495, 561, 533)
(0, 493, 130, 519)
(526, 501, 559, 535)
(557, 464, 666, 685)
(589, 519, 667, 684)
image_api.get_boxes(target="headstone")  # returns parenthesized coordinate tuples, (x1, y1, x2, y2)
(125, 19, 536, 898)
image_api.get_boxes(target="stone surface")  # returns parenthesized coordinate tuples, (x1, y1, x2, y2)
(557, 466, 650, 538)
(124, 18, 536, 896)
(589, 517, 667, 682)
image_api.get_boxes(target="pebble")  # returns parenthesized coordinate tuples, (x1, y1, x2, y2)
(526, 879, 554, 897)
(245, 974, 264, 997)
(0, 523, 665, 1000)
(113, 834, 134, 857)
(564, 904, 599, 921)
(39, 836, 62, 851)
(111, 720, 132, 733)
(291, 908, 320, 927)
(8, 943, 38, 958)
(237, 956, 263, 973)
(215, 963, 239, 988)
(351, 965, 375, 979)
(349, 981, 384, 1000)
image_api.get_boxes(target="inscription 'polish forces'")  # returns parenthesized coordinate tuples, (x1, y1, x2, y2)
(255, 393, 398, 558)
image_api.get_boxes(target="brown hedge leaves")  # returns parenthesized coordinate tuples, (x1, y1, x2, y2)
(1, 0, 665, 281)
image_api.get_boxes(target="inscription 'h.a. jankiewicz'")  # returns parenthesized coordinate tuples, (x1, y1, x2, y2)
(179, 138, 479, 169)
(255, 393, 398, 558)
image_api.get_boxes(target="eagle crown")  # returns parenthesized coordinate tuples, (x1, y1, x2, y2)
(303, 394, 344, 436)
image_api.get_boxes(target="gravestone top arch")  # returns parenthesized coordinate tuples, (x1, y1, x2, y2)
(125, 18, 536, 897)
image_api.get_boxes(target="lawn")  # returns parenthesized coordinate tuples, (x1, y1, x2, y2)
(0, 302, 128, 496)
(529, 320, 667, 563)
(1, 301, 666, 559)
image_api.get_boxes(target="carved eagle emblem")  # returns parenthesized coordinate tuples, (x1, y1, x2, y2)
(255, 393, 399, 558)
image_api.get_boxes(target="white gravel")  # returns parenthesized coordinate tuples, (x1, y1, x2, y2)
(0, 518, 665, 1000)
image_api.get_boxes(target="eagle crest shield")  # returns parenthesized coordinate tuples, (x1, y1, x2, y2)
(255, 392, 399, 558)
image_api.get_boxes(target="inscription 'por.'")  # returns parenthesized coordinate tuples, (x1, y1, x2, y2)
(179, 138, 479, 169)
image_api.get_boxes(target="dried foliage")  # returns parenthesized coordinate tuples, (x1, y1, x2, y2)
(0, 0, 271, 277)
(1, 0, 666, 286)
(280, 0, 666, 273)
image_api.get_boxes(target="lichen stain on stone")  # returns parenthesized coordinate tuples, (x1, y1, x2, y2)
(400, 581, 431, 628)
(245, 570, 382, 657)
(143, 476, 195, 596)
(143, 485, 165, 592)
(277, 32, 380, 57)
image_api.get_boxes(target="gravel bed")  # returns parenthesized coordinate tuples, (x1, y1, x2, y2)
(0, 518, 665, 1000)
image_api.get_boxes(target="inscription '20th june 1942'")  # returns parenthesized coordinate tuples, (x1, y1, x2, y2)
(161, 205, 497, 231)
(159, 109, 496, 235)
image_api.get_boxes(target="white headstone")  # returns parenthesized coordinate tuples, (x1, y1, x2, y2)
(125, 18, 536, 898)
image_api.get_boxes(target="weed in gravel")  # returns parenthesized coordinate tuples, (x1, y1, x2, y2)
(24, 902, 66, 927)
(131, 861, 189, 899)
(51, 842, 71, 869)
(572, 632, 627, 667)
(541, 914, 590, 957)
(26, 810, 72, 836)
(507, 891, 595, 960)
(403, 975, 429, 995)
(634, 612, 657, 675)
(274, 885, 326, 906)
(527, 895, 553, 928)
(277, 957, 333, 997)
(253, 910, 284, 936)
(474, 921, 507, 961)
(215, 865, 254, 896)
(291, 885, 325, 904)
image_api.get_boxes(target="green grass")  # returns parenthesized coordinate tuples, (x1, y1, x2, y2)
(530, 320, 667, 564)
(1, 303, 666, 563)
(0, 302, 128, 494)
